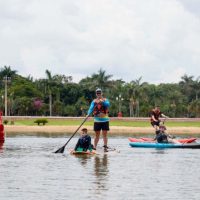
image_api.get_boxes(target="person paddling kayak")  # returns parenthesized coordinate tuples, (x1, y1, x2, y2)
(74, 128, 93, 152)
(156, 125, 180, 144)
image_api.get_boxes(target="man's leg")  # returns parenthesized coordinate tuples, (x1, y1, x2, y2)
(102, 130, 109, 152)
(102, 130, 108, 147)
(102, 121, 109, 148)
(94, 131, 100, 149)
(154, 125, 159, 133)
(168, 138, 180, 144)
(153, 124, 159, 140)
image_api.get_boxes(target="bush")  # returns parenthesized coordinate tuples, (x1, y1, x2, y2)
(63, 105, 77, 116)
(3, 120, 9, 125)
(34, 118, 48, 126)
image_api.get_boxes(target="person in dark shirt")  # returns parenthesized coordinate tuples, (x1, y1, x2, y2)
(150, 106, 168, 135)
(74, 128, 93, 152)
(156, 125, 168, 143)
(156, 125, 180, 144)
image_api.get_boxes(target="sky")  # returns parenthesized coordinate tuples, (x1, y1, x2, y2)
(0, 0, 200, 84)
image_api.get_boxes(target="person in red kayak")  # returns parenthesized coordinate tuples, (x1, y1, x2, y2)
(150, 106, 168, 135)
(156, 125, 180, 144)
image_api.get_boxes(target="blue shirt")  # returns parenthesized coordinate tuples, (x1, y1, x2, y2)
(87, 98, 110, 122)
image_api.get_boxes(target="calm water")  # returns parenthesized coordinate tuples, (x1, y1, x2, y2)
(0, 135, 200, 200)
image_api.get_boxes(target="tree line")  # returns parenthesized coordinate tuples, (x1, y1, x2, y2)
(0, 66, 200, 117)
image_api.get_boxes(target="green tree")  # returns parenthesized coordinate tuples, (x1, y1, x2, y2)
(0, 66, 17, 79)
(45, 70, 54, 116)
(126, 77, 146, 117)
(188, 100, 200, 117)
(79, 68, 113, 98)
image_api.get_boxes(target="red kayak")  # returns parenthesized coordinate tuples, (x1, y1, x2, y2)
(129, 137, 197, 144)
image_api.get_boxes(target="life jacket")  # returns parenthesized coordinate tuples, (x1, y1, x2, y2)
(75, 135, 92, 151)
(156, 132, 168, 143)
(93, 98, 108, 116)
(150, 109, 161, 122)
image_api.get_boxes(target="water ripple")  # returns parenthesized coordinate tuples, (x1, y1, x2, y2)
(0, 136, 200, 200)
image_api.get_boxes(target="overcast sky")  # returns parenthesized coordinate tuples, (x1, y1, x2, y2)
(0, 0, 200, 83)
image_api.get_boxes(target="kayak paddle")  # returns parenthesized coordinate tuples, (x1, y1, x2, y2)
(162, 117, 176, 139)
(54, 115, 90, 153)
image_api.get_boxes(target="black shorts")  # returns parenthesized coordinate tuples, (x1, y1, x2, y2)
(94, 121, 109, 131)
(151, 121, 160, 127)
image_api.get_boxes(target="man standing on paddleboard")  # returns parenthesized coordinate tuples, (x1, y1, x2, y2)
(87, 88, 110, 152)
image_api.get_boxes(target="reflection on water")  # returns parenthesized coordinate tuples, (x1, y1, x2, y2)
(74, 153, 109, 196)
(0, 136, 200, 200)
(0, 142, 3, 153)
(151, 149, 166, 154)
(93, 155, 108, 192)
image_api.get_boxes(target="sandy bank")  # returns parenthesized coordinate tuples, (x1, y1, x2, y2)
(4, 125, 200, 135)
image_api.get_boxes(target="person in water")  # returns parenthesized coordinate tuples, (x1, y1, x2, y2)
(87, 88, 110, 152)
(74, 128, 93, 152)
(150, 106, 168, 135)
(156, 125, 180, 144)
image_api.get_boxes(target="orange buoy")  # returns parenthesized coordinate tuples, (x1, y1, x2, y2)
(0, 111, 4, 143)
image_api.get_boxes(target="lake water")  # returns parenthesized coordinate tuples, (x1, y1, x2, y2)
(0, 134, 200, 200)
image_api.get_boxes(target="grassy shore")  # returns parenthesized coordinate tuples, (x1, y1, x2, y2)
(7, 118, 200, 127)
(3, 118, 200, 135)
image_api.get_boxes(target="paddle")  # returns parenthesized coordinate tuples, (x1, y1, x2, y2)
(161, 117, 176, 139)
(54, 114, 90, 153)
(161, 117, 167, 125)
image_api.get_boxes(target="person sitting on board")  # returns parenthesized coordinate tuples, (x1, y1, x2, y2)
(74, 128, 93, 152)
(156, 125, 180, 144)
(150, 106, 168, 135)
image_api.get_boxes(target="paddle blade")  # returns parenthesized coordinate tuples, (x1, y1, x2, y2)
(54, 145, 65, 154)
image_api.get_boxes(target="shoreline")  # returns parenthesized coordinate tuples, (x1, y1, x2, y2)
(4, 125, 200, 135)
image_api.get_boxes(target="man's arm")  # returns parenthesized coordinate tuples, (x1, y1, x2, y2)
(151, 114, 158, 122)
(87, 101, 95, 115)
(161, 113, 168, 118)
(102, 98, 110, 107)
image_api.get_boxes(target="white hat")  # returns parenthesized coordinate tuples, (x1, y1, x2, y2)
(96, 88, 102, 93)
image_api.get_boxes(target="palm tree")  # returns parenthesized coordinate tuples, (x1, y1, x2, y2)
(45, 71, 72, 116)
(0, 66, 17, 116)
(191, 76, 200, 101)
(91, 68, 113, 91)
(0, 66, 17, 79)
(188, 100, 200, 117)
(179, 74, 194, 102)
(127, 77, 145, 117)
(79, 68, 113, 97)
(53, 74, 72, 84)
(45, 70, 53, 116)
(109, 79, 126, 116)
